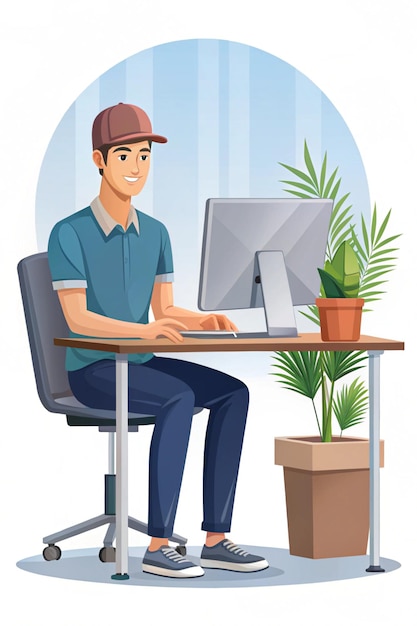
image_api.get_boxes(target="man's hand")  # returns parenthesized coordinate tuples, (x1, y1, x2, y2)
(137, 318, 188, 343)
(196, 313, 238, 332)
(151, 283, 238, 334)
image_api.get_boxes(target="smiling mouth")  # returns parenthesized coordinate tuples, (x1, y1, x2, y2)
(124, 176, 140, 183)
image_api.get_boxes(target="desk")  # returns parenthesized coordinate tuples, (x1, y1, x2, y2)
(55, 333, 404, 579)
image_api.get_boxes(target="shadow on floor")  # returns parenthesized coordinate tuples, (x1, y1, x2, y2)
(16, 545, 401, 588)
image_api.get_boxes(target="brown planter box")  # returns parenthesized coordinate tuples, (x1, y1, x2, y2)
(275, 436, 384, 559)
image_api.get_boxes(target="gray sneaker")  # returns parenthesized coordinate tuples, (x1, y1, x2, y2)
(200, 539, 269, 572)
(142, 546, 205, 578)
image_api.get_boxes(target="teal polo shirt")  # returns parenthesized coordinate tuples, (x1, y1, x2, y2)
(48, 197, 174, 371)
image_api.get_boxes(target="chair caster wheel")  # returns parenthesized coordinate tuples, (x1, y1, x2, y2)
(175, 545, 187, 556)
(99, 546, 116, 562)
(43, 544, 62, 561)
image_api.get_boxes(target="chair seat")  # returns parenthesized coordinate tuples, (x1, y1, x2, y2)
(53, 395, 157, 427)
(55, 395, 203, 428)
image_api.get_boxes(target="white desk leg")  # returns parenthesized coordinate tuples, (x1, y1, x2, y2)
(111, 354, 130, 580)
(366, 350, 385, 573)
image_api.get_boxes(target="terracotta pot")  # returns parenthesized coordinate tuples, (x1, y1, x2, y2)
(274, 435, 384, 559)
(316, 297, 365, 341)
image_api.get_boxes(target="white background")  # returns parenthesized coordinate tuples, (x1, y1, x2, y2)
(1, 1, 416, 624)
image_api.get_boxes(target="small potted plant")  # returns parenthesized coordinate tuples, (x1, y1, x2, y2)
(316, 240, 365, 341)
(272, 142, 400, 559)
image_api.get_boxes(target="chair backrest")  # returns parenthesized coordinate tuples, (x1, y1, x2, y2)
(18, 252, 72, 413)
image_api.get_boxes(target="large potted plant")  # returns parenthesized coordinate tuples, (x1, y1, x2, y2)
(272, 142, 400, 558)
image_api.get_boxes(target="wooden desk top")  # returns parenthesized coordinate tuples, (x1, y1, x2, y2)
(54, 333, 404, 354)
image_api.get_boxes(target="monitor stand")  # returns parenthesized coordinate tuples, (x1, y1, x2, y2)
(255, 250, 298, 337)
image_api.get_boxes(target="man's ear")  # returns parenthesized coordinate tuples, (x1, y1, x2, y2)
(92, 149, 105, 169)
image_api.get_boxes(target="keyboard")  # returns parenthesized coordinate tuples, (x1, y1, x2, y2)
(180, 330, 271, 339)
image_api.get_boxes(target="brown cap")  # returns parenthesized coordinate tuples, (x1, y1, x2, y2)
(92, 103, 168, 150)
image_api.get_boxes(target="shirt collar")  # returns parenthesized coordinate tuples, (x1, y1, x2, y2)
(90, 196, 140, 236)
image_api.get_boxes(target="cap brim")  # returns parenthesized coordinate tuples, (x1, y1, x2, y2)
(107, 132, 168, 146)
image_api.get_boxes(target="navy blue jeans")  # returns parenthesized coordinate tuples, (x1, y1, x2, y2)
(68, 357, 249, 538)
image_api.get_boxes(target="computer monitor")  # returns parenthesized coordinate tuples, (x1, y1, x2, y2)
(197, 198, 333, 337)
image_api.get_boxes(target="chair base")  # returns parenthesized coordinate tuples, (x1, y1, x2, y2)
(42, 473, 188, 562)
(42, 513, 188, 562)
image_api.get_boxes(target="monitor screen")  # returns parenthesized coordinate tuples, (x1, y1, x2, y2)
(198, 198, 333, 333)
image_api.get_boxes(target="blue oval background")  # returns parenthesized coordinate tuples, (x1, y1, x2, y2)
(36, 38, 369, 327)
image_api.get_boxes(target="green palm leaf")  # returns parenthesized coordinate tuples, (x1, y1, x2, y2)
(350, 229, 367, 274)
(334, 378, 368, 434)
(279, 163, 316, 187)
(322, 351, 367, 382)
(328, 216, 354, 257)
(361, 214, 370, 256)
(328, 205, 352, 237)
(322, 169, 339, 198)
(281, 180, 319, 196)
(299, 305, 321, 326)
(329, 215, 352, 242)
(319, 152, 328, 195)
(328, 177, 341, 201)
(360, 279, 388, 293)
(356, 205, 401, 305)
(362, 260, 397, 273)
(330, 193, 351, 221)
(303, 141, 319, 192)
(271, 351, 321, 399)
(369, 248, 399, 258)
(374, 209, 392, 245)
(282, 190, 313, 199)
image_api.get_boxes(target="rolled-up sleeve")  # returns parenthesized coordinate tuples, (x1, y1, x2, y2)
(155, 223, 174, 283)
(48, 221, 88, 291)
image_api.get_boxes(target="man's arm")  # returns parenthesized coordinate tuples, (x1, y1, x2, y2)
(57, 288, 187, 343)
(151, 282, 238, 331)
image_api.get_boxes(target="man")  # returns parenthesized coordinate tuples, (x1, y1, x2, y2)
(48, 102, 268, 578)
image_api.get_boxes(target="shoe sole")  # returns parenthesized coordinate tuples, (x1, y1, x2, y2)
(143, 563, 205, 578)
(200, 558, 269, 572)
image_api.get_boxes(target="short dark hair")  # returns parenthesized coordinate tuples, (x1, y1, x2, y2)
(97, 139, 152, 175)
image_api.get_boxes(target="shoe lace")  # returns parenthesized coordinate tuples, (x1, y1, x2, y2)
(161, 547, 189, 563)
(223, 540, 249, 556)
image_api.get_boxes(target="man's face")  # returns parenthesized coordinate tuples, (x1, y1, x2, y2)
(94, 140, 151, 198)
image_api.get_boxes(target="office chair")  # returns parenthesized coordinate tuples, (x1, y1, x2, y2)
(18, 252, 195, 562)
